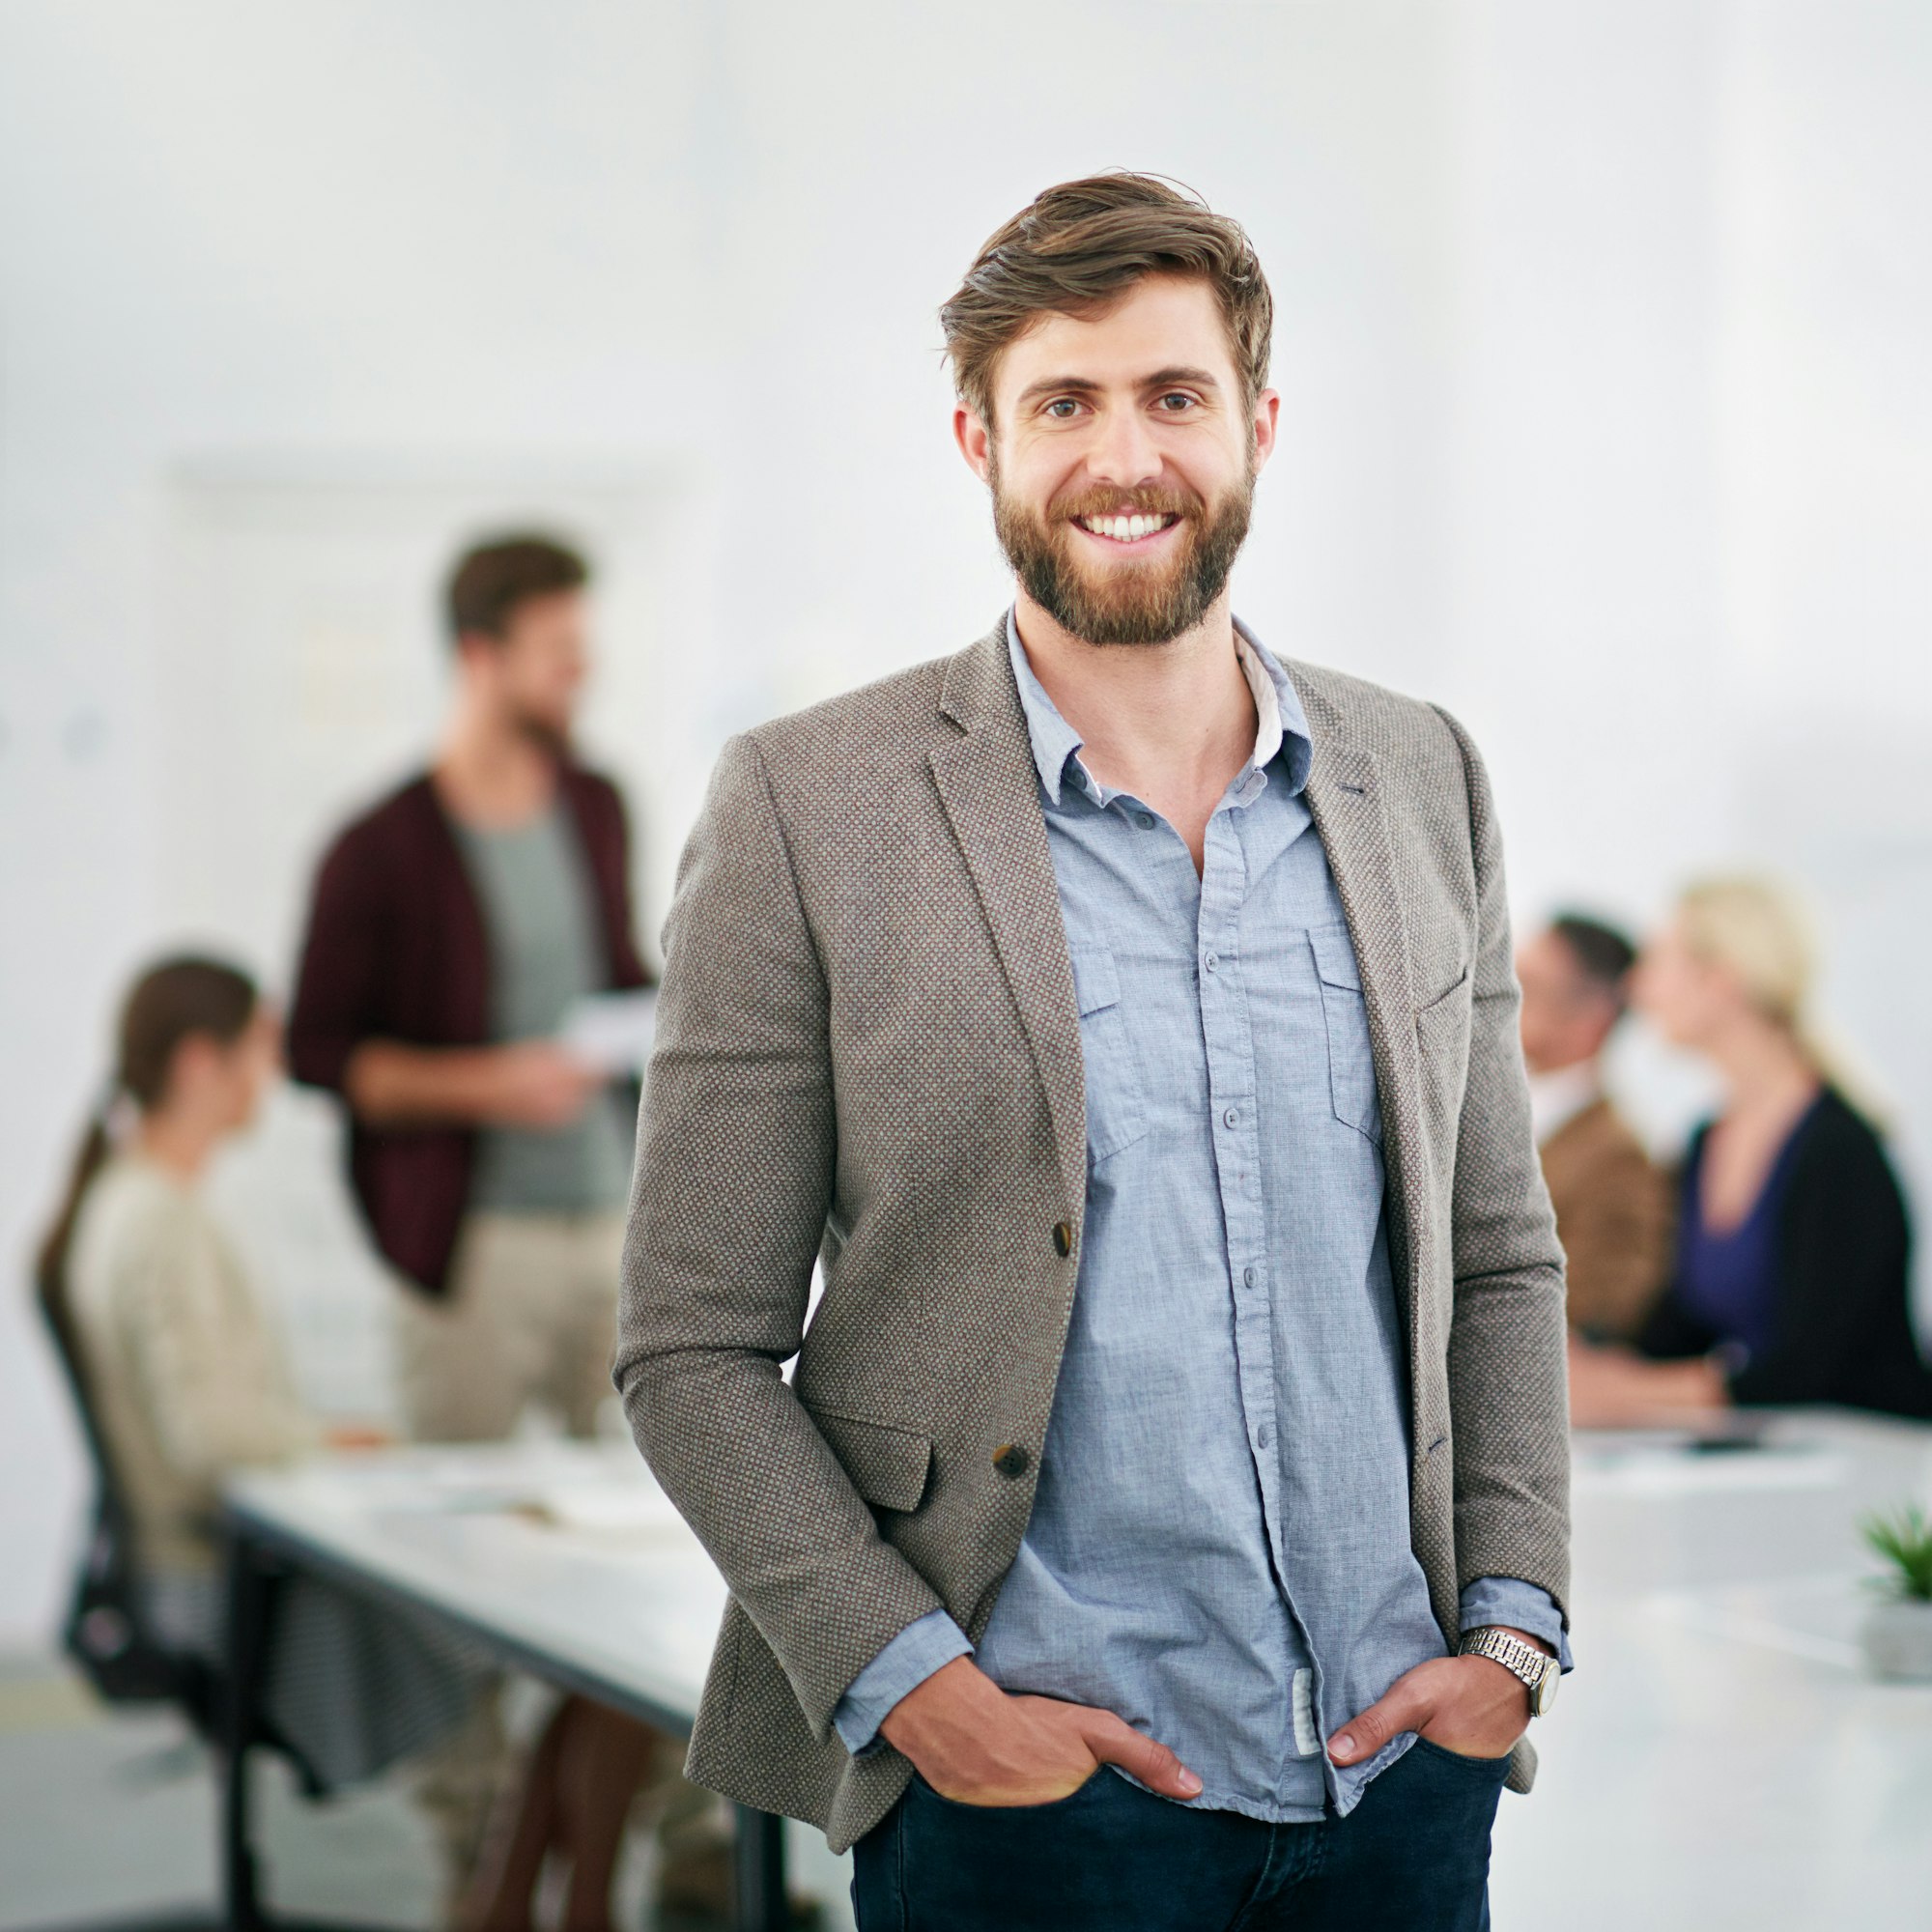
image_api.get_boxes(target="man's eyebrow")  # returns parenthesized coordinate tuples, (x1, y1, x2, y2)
(1013, 365, 1225, 409)
(1142, 365, 1223, 392)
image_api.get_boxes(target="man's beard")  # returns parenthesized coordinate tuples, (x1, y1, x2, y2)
(506, 699, 572, 759)
(990, 459, 1255, 647)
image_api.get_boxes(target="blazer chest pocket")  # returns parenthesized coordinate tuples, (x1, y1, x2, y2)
(1069, 943, 1151, 1166)
(1310, 925, 1381, 1141)
(808, 1407, 934, 1515)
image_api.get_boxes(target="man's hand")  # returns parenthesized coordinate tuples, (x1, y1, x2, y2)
(1568, 1337, 1729, 1428)
(1327, 1631, 1549, 1768)
(484, 1041, 603, 1128)
(879, 1656, 1204, 1807)
(345, 1037, 600, 1128)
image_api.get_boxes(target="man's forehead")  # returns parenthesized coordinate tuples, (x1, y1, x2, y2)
(995, 276, 1238, 394)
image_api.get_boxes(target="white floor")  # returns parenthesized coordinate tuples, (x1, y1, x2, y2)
(0, 1653, 855, 1932)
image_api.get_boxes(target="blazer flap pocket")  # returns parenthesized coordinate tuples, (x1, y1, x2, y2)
(1068, 943, 1122, 1017)
(1309, 924, 1363, 992)
(810, 1408, 934, 1514)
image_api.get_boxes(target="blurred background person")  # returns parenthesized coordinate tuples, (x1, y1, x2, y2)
(1518, 912, 1673, 1341)
(288, 533, 650, 1444)
(36, 958, 318, 1654)
(31, 955, 497, 1903)
(1569, 877, 1932, 1425)
(283, 534, 724, 1921)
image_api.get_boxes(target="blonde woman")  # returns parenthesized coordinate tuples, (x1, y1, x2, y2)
(1569, 879, 1932, 1425)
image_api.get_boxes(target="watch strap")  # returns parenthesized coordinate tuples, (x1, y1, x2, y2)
(1459, 1626, 1556, 1715)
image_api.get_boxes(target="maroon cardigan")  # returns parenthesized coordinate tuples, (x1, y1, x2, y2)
(287, 765, 650, 1297)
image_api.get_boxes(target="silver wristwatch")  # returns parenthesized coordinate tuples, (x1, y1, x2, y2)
(1459, 1627, 1559, 1717)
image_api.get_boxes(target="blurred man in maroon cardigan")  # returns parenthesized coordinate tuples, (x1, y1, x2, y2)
(292, 550, 735, 1927)
(290, 534, 651, 1443)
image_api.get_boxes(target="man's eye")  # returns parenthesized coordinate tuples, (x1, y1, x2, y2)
(1156, 392, 1196, 412)
(1045, 399, 1081, 419)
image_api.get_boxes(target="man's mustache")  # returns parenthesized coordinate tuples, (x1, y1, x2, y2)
(1046, 486, 1203, 524)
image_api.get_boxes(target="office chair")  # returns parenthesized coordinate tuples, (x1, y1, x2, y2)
(32, 1293, 361, 1932)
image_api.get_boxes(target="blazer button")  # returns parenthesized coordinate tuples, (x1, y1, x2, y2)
(992, 1443, 1031, 1478)
(1052, 1221, 1075, 1258)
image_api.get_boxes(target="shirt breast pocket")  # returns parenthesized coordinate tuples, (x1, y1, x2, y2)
(1310, 924, 1381, 1142)
(1068, 942, 1151, 1167)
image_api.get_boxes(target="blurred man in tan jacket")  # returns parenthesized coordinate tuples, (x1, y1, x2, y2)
(1518, 914, 1672, 1340)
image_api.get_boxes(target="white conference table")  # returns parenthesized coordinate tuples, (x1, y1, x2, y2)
(1492, 1411, 1932, 1929)
(224, 1414, 1932, 1932)
(220, 1441, 781, 1932)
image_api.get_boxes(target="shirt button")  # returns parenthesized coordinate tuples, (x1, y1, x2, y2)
(1052, 1221, 1075, 1258)
(1135, 811, 1154, 830)
(1223, 1107, 1239, 1128)
(992, 1443, 1032, 1478)
(1204, 953, 1219, 973)
(1243, 1265, 1257, 1289)
(1256, 1423, 1273, 1450)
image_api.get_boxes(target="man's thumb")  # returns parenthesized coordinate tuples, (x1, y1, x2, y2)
(1328, 1685, 1424, 1767)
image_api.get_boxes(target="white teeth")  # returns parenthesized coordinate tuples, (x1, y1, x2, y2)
(1080, 513, 1170, 541)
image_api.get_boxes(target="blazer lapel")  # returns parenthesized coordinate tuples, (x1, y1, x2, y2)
(1296, 679, 1427, 1345)
(928, 630, 1089, 1221)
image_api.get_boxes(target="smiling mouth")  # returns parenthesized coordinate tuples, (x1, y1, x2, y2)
(1072, 512, 1181, 545)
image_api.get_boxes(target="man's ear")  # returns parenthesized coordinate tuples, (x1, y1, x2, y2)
(1250, 387, 1282, 475)
(453, 630, 499, 678)
(953, 405, 993, 484)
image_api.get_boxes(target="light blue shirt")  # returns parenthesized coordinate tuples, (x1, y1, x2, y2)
(834, 616, 1567, 1821)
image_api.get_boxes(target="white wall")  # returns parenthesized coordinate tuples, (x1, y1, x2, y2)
(3, 0, 1929, 1643)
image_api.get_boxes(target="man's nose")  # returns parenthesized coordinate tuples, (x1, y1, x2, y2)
(1086, 404, 1162, 489)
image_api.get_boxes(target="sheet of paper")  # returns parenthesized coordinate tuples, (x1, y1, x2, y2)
(558, 989, 658, 1074)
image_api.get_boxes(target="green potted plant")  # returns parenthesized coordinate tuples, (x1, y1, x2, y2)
(1859, 1503, 1932, 1681)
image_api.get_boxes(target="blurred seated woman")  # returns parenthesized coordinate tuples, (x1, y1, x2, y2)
(1569, 880, 1932, 1426)
(39, 957, 329, 1650)
(36, 955, 676, 1932)
(35, 958, 496, 1822)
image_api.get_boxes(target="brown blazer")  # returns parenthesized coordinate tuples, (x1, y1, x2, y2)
(1541, 1096, 1672, 1340)
(614, 625, 1570, 1853)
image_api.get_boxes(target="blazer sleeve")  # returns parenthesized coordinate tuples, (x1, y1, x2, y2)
(612, 734, 945, 1743)
(1434, 710, 1572, 1626)
(287, 825, 392, 1096)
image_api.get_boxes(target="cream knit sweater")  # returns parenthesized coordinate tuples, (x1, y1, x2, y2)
(66, 1155, 318, 1575)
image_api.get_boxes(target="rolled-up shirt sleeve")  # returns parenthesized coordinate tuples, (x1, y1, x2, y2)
(1459, 1577, 1574, 1671)
(832, 1607, 976, 1756)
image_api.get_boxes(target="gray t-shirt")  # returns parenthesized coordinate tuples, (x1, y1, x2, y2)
(456, 806, 634, 1213)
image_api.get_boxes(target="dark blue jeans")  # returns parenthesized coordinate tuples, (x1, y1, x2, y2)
(851, 1738, 1507, 1931)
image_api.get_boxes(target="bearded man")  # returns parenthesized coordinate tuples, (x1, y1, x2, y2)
(616, 175, 1573, 1932)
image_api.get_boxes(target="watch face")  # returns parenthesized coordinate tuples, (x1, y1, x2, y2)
(1533, 1662, 1558, 1717)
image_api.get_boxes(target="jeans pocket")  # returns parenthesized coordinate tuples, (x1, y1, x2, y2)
(909, 1765, 1109, 1812)
(1411, 1735, 1514, 1778)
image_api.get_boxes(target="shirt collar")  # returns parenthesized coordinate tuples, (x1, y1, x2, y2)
(1005, 610, 1313, 808)
(1528, 1064, 1604, 1147)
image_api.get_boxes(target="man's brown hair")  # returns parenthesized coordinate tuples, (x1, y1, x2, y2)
(941, 173, 1273, 427)
(446, 534, 589, 644)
